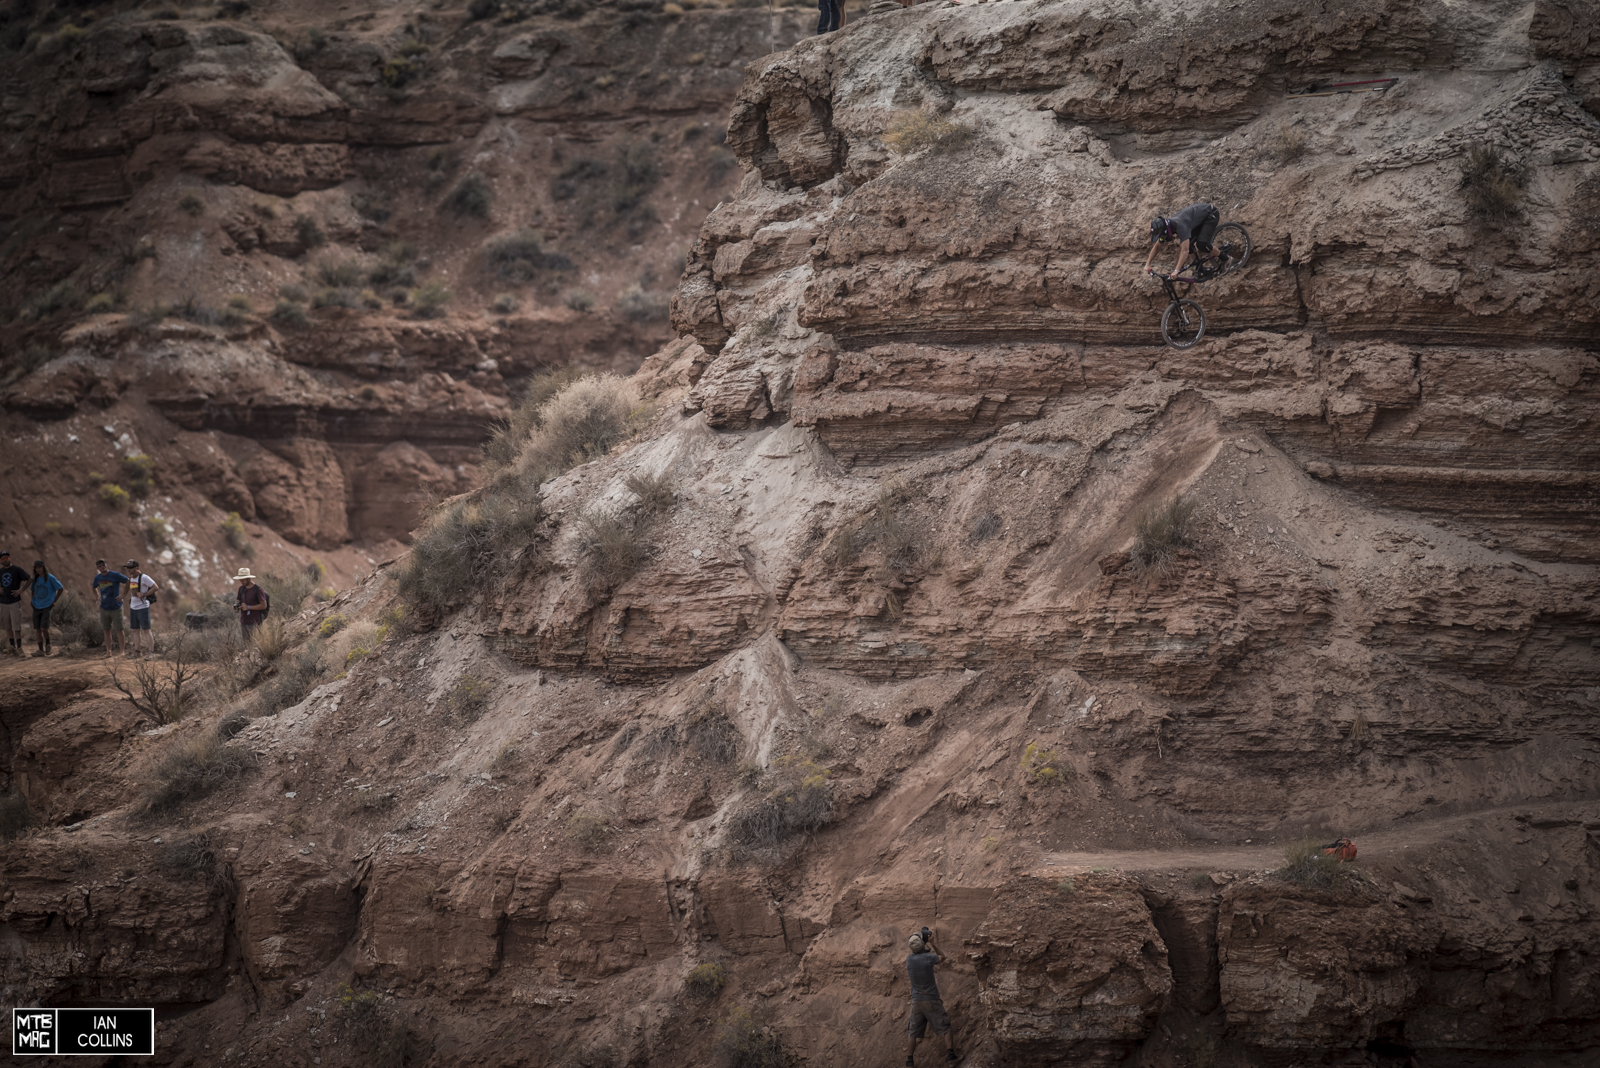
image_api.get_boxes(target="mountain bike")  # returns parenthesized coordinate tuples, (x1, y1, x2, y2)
(1150, 222, 1252, 349)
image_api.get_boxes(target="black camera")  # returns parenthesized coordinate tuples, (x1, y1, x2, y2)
(920, 926, 931, 944)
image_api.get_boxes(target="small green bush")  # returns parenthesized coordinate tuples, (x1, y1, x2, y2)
(686, 962, 726, 998)
(381, 54, 426, 89)
(400, 478, 544, 614)
(145, 516, 172, 547)
(319, 613, 348, 638)
(272, 301, 308, 327)
(564, 288, 595, 313)
(123, 453, 155, 496)
(99, 482, 131, 509)
(178, 192, 205, 216)
(367, 241, 417, 286)
(728, 757, 831, 854)
(257, 641, 325, 715)
(222, 511, 255, 557)
(1020, 741, 1064, 785)
(491, 293, 518, 314)
(22, 279, 81, 321)
(443, 172, 492, 218)
(1278, 838, 1352, 889)
(625, 471, 674, 517)
(485, 229, 572, 282)
(517, 373, 638, 480)
(883, 110, 975, 155)
(713, 1006, 786, 1068)
(410, 281, 451, 319)
(616, 283, 666, 322)
(578, 509, 647, 590)
(312, 286, 360, 309)
(1131, 495, 1196, 575)
(1273, 123, 1307, 163)
(317, 258, 364, 288)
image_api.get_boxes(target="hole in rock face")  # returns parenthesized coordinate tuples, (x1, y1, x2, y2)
(1366, 1020, 1412, 1058)
(903, 709, 931, 727)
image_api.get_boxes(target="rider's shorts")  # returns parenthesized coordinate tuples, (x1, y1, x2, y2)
(1194, 207, 1220, 251)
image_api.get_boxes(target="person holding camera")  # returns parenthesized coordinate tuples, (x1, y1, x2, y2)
(125, 561, 161, 659)
(905, 926, 957, 1065)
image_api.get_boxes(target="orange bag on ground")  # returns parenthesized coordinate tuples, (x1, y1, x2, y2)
(1321, 838, 1357, 862)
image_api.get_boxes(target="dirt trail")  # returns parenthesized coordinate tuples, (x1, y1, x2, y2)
(1034, 800, 1598, 876)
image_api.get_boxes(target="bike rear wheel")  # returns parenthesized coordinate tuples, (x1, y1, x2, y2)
(1161, 298, 1206, 348)
(1213, 222, 1250, 274)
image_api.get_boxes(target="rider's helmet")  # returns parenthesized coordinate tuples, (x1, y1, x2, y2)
(1149, 217, 1174, 243)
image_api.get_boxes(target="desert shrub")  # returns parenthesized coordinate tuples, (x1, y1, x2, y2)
(222, 511, 255, 556)
(883, 110, 975, 155)
(686, 702, 739, 763)
(279, 283, 309, 303)
(271, 300, 308, 327)
(365, 244, 417, 286)
(110, 639, 203, 724)
(616, 283, 667, 322)
(822, 482, 922, 571)
(142, 732, 257, 814)
(174, 295, 225, 325)
(485, 229, 572, 282)
(491, 293, 518, 314)
(157, 832, 218, 878)
(713, 1006, 786, 1068)
(50, 591, 100, 649)
(728, 757, 832, 854)
(411, 281, 451, 319)
(123, 452, 155, 495)
(981, 835, 1001, 852)
(1131, 495, 1196, 575)
(444, 172, 492, 218)
(625, 471, 674, 516)
(578, 508, 647, 590)
(115, 236, 158, 265)
(0, 789, 34, 841)
(1273, 123, 1307, 163)
(633, 724, 678, 763)
(400, 477, 544, 613)
(99, 482, 130, 509)
(1460, 142, 1526, 224)
(311, 286, 358, 309)
(969, 510, 1001, 543)
(294, 214, 325, 251)
(220, 295, 252, 326)
(564, 288, 595, 312)
(319, 613, 348, 638)
(353, 192, 393, 223)
(1348, 711, 1370, 741)
(178, 192, 204, 215)
(251, 616, 290, 662)
(216, 711, 251, 739)
(145, 516, 172, 547)
(381, 54, 426, 89)
(1278, 838, 1351, 889)
(83, 290, 120, 314)
(334, 983, 407, 1068)
(1019, 740, 1064, 786)
(317, 258, 364, 287)
(22, 279, 81, 320)
(258, 641, 324, 714)
(446, 674, 492, 724)
(686, 962, 726, 998)
(516, 373, 638, 480)
(552, 157, 608, 201)
(566, 809, 613, 851)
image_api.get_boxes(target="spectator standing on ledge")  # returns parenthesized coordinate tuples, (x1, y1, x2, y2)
(233, 568, 270, 636)
(125, 560, 161, 660)
(0, 550, 30, 656)
(29, 560, 63, 658)
(817, 0, 843, 35)
(91, 559, 130, 658)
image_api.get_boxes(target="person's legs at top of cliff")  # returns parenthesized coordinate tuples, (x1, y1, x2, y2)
(817, 0, 842, 34)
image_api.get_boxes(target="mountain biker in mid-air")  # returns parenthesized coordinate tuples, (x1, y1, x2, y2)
(1141, 202, 1226, 279)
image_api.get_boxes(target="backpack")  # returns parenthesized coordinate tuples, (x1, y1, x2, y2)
(1321, 838, 1357, 862)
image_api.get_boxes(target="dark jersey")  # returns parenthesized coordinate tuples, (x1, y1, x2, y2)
(1170, 202, 1217, 243)
(0, 564, 29, 604)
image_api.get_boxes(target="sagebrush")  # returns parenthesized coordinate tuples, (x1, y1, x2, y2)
(1131, 495, 1196, 575)
(883, 110, 975, 155)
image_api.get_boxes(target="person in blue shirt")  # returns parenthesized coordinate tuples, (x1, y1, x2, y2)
(28, 560, 63, 658)
(0, 550, 29, 656)
(91, 559, 130, 659)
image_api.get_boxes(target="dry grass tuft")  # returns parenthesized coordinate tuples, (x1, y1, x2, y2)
(883, 110, 976, 155)
(713, 1005, 786, 1068)
(142, 733, 258, 815)
(566, 809, 613, 852)
(1131, 495, 1197, 575)
(686, 961, 727, 998)
(1273, 123, 1307, 162)
(727, 756, 832, 855)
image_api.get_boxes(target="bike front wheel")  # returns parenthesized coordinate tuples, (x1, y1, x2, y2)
(1161, 298, 1206, 348)
(1214, 222, 1251, 274)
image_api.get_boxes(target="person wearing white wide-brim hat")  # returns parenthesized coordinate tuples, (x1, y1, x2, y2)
(233, 568, 270, 634)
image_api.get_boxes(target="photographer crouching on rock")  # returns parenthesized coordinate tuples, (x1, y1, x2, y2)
(905, 926, 958, 1065)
